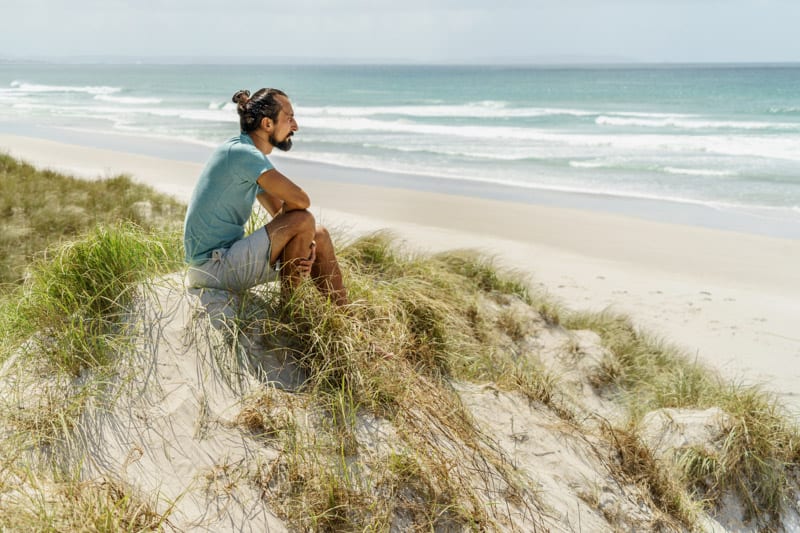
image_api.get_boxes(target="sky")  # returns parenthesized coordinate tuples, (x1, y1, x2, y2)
(1, 0, 799, 64)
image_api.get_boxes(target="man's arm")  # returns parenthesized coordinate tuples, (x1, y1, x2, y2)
(256, 190, 283, 217)
(256, 168, 310, 213)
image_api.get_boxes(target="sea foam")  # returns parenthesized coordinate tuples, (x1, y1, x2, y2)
(10, 81, 121, 95)
(596, 115, 798, 131)
(94, 95, 162, 105)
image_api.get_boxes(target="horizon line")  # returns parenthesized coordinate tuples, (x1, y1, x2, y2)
(3, 57, 800, 68)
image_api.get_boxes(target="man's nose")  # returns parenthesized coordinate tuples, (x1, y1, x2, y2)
(291, 119, 298, 131)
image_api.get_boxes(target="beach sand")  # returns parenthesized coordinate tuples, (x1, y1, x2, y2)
(3, 132, 800, 415)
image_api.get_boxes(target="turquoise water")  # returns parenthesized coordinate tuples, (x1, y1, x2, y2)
(2, 64, 800, 226)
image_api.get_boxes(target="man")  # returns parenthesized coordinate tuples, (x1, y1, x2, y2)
(184, 88, 347, 309)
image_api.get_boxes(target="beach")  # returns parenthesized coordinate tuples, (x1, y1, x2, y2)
(3, 131, 799, 416)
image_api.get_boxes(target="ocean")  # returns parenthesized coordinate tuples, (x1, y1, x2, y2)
(2, 63, 800, 236)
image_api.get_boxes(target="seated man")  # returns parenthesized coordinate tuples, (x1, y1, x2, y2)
(184, 88, 347, 312)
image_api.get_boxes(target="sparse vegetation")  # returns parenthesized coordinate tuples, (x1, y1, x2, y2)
(0, 475, 172, 532)
(602, 421, 699, 527)
(566, 310, 800, 528)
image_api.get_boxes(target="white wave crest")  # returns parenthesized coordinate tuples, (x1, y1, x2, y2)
(10, 80, 121, 95)
(612, 111, 694, 119)
(596, 115, 797, 131)
(569, 159, 621, 169)
(300, 115, 800, 162)
(9, 97, 800, 164)
(571, 160, 737, 178)
(297, 104, 700, 121)
(12, 101, 238, 124)
(94, 94, 162, 105)
(769, 106, 800, 114)
(207, 101, 236, 110)
(360, 142, 545, 161)
(662, 166, 737, 177)
(297, 103, 597, 119)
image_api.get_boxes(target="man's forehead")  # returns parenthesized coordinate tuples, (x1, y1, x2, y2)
(276, 95, 294, 115)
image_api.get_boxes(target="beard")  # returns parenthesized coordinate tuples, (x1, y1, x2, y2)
(271, 132, 293, 152)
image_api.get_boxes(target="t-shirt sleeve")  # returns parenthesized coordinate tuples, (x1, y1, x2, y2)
(254, 156, 274, 194)
(231, 144, 274, 185)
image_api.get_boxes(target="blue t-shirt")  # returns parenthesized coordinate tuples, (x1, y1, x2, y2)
(183, 133, 274, 264)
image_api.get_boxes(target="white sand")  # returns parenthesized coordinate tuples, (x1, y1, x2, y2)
(3, 133, 800, 414)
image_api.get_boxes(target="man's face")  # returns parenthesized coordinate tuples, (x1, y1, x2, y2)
(270, 95, 298, 152)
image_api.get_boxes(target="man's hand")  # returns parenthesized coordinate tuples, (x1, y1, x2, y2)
(296, 241, 316, 275)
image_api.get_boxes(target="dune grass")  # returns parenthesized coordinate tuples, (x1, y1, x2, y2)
(0, 222, 184, 375)
(0, 223, 184, 532)
(3, 220, 795, 529)
(0, 156, 185, 531)
(566, 310, 800, 527)
(0, 155, 185, 468)
(233, 231, 550, 529)
(0, 153, 184, 291)
(0, 472, 171, 533)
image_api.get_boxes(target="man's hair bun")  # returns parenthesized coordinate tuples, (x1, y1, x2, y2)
(232, 90, 251, 104)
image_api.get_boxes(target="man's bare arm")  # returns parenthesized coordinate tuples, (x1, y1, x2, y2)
(256, 190, 283, 217)
(256, 168, 310, 212)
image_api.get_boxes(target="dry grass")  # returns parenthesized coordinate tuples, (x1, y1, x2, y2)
(227, 232, 550, 529)
(602, 421, 698, 528)
(0, 475, 172, 532)
(567, 310, 800, 528)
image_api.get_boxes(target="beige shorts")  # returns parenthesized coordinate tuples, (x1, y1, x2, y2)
(186, 227, 278, 292)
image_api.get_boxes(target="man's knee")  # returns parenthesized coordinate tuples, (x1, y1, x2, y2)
(284, 209, 316, 235)
(315, 225, 331, 242)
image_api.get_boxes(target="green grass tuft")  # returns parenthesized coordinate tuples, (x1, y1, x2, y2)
(1, 222, 183, 374)
(0, 153, 184, 290)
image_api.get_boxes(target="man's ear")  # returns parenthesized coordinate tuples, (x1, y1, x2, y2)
(261, 116, 273, 130)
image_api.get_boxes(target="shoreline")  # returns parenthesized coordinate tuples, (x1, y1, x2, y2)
(2, 131, 800, 415)
(3, 121, 800, 241)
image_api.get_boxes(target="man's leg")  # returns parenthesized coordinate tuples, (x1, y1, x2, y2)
(265, 213, 348, 305)
(265, 210, 316, 291)
(310, 225, 348, 306)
